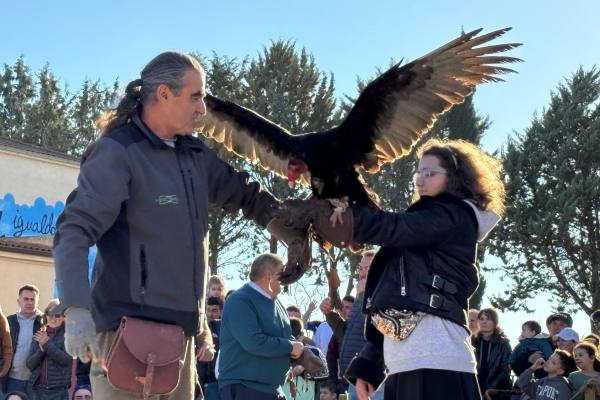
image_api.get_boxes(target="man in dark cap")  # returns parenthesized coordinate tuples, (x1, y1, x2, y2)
(545, 312, 573, 337)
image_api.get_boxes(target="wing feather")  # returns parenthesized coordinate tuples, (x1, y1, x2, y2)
(195, 95, 310, 186)
(334, 28, 522, 172)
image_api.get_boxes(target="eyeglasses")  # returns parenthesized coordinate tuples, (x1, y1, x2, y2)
(413, 167, 448, 180)
(74, 395, 92, 400)
(47, 313, 64, 319)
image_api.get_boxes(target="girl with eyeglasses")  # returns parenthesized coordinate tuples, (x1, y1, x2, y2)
(25, 299, 72, 400)
(336, 138, 506, 400)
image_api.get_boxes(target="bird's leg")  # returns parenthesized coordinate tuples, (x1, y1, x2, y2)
(327, 196, 350, 227)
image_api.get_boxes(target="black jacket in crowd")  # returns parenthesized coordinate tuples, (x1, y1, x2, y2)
(345, 193, 481, 388)
(473, 332, 513, 393)
(197, 319, 221, 386)
(26, 324, 72, 389)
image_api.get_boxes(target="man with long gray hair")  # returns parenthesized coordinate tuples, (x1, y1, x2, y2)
(53, 52, 298, 399)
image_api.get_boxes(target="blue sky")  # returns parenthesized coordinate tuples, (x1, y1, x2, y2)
(3, 0, 599, 341)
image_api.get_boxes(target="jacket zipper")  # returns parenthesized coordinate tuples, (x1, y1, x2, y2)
(188, 169, 199, 219)
(140, 244, 147, 304)
(177, 154, 199, 302)
(399, 256, 407, 296)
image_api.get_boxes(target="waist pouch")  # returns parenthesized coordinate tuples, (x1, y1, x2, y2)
(106, 316, 185, 398)
(371, 309, 425, 341)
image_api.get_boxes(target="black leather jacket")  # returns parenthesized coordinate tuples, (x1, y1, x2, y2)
(345, 193, 480, 387)
(473, 333, 512, 393)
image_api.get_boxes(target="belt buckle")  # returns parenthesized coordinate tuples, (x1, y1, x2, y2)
(431, 274, 443, 290)
(429, 294, 442, 309)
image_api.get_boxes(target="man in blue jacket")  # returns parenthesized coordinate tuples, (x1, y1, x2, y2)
(218, 254, 304, 400)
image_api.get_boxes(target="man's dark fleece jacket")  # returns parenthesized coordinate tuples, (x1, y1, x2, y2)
(53, 115, 276, 336)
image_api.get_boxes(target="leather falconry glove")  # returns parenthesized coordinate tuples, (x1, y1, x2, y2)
(269, 198, 354, 284)
(275, 198, 354, 248)
(267, 213, 313, 285)
(64, 307, 100, 363)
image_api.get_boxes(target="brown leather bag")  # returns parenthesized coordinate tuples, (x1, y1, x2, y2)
(105, 317, 185, 398)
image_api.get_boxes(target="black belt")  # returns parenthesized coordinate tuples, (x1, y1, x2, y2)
(428, 274, 458, 294)
(414, 274, 460, 311)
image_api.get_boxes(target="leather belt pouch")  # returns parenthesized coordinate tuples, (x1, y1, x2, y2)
(106, 316, 185, 398)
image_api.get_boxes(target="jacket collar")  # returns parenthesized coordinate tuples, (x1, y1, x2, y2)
(408, 192, 463, 210)
(176, 135, 205, 152)
(132, 114, 205, 153)
(132, 114, 171, 150)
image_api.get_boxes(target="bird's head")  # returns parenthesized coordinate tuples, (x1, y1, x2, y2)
(287, 159, 308, 189)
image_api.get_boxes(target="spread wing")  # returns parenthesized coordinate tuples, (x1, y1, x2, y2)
(335, 27, 522, 172)
(194, 95, 310, 186)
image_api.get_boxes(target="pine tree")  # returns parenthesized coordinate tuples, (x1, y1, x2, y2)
(0, 58, 117, 156)
(0, 57, 35, 139)
(488, 67, 600, 314)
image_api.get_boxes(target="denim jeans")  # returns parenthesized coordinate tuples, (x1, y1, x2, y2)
(203, 382, 219, 400)
(5, 377, 29, 394)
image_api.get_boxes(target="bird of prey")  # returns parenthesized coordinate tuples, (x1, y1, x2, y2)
(196, 28, 521, 205)
(195, 28, 521, 283)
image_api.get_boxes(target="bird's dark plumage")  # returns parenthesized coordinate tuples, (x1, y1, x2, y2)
(195, 28, 521, 208)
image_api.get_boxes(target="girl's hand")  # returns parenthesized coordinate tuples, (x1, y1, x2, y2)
(356, 378, 375, 400)
(34, 331, 49, 346)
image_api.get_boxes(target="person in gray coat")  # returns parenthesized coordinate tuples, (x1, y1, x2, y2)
(53, 51, 301, 400)
(26, 300, 72, 400)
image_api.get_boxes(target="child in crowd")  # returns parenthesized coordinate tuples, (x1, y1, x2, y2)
(319, 381, 338, 400)
(207, 275, 226, 302)
(509, 320, 554, 376)
(518, 349, 576, 400)
(568, 341, 600, 400)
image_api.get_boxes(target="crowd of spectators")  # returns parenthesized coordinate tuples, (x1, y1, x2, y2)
(0, 285, 93, 400)
(4, 272, 600, 400)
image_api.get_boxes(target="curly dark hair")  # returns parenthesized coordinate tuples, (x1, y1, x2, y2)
(416, 139, 506, 216)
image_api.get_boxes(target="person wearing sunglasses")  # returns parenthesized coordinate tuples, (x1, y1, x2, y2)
(26, 299, 71, 400)
(275, 138, 505, 400)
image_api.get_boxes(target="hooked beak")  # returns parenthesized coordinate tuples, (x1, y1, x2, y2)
(287, 159, 308, 189)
